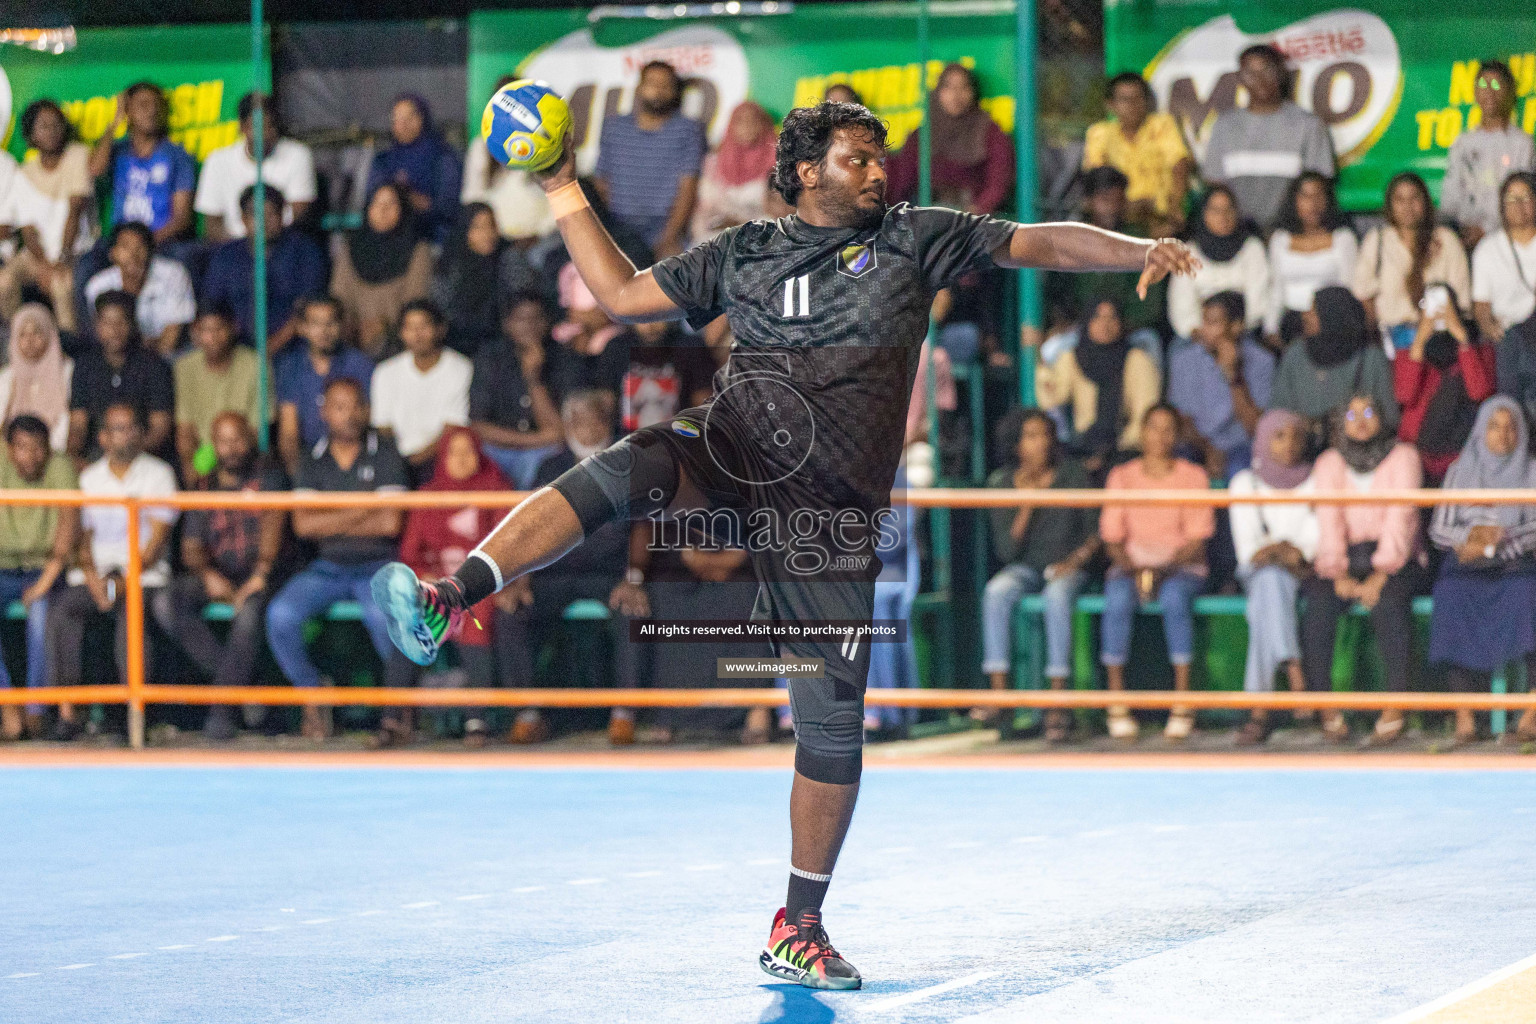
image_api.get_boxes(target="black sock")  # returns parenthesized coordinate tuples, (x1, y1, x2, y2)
(785, 868, 831, 925)
(442, 552, 500, 609)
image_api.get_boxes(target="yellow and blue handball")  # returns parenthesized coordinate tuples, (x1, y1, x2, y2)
(481, 79, 570, 172)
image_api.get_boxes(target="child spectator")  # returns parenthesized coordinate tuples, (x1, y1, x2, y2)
(1167, 291, 1273, 477)
(194, 91, 317, 241)
(594, 61, 706, 257)
(1266, 172, 1358, 344)
(152, 412, 287, 740)
(1200, 45, 1334, 231)
(88, 82, 195, 245)
(1, 304, 74, 452)
(1395, 300, 1495, 482)
(1354, 172, 1470, 353)
(370, 299, 472, 476)
(200, 185, 329, 352)
(274, 295, 376, 474)
(431, 202, 541, 357)
(690, 101, 779, 242)
(83, 221, 195, 356)
(1441, 61, 1534, 253)
(1168, 185, 1268, 339)
(1472, 172, 1536, 343)
(331, 182, 432, 358)
(364, 94, 463, 245)
(174, 304, 266, 484)
(68, 291, 174, 462)
(887, 63, 1014, 216)
(0, 99, 94, 329)
(462, 77, 555, 243)
(1270, 286, 1397, 431)
(468, 293, 565, 488)
(547, 261, 629, 408)
(1082, 71, 1192, 235)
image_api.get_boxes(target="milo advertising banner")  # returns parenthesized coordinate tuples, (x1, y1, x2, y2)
(468, 2, 1019, 179)
(1105, 0, 1536, 209)
(1, 25, 265, 162)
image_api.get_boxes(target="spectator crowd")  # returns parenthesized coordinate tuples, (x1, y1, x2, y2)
(1, 46, 1535, 750)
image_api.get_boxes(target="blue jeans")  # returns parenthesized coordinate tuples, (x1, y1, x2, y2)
(1238, 564, 1301, 692)
(483, 442, 565, 491)
(865, 579, 919, 729)
(0, 568, 50, 712)
(1101, 569, 1204, 667)
(265, 559, 396, 689)
(982, 564, 1087, 678)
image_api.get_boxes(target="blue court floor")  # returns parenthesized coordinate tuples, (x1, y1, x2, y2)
(3, 763, 1535, 1023)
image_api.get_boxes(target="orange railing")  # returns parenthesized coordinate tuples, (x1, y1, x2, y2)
(3, 485, 1536, 750)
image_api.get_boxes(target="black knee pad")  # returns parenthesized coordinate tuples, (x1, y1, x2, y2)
(550, 431, 680, 535)
(794, 741, 864, 785)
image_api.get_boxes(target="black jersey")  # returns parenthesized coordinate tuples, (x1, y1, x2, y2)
(651, 204, 1016, 515)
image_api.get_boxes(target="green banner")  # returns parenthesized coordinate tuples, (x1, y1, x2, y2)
(1, 24, 268, 163)
(467, 1, 1019, 177)
(1104, 0, 1536, 210)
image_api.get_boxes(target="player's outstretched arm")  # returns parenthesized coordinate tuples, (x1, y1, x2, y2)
(994, 223, 1200, 299)
(533, 140, 685, 324)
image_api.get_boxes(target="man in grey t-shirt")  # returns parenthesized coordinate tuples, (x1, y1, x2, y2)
(1200, 44, 1335, 230)
(1441, 59, 1536, 251)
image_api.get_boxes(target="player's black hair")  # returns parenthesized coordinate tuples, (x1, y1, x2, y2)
(1202, 290, 1247, 327)
(1275, 170, 1346, 235)
(1081, 164, 1129, 198)
(399, 297, 445, 328)
(1106, 71, 1153, 105)
(1478, 59, 1515, 90)
(107, 220, 155, 254)
(5, 414, 51, 447)
(20, 98, 73, 148)
(238, 183, 286, 216)
(773, 102, 889, 206)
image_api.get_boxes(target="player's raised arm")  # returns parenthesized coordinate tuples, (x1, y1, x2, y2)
(533, 139, 685, 324)
(994, 223, 1200, 299)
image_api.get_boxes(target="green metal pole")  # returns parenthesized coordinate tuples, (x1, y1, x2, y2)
(252, 0, 269, 451)
(1015, 0, 1039, 407)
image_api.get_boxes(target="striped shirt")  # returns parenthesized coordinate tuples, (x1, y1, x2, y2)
(594, 113, 706, 246)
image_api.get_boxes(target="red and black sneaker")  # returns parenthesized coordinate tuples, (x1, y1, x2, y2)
(759, 907, 862, 990)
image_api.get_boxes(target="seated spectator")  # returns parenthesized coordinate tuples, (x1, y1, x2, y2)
(83, 221, 195, 356)
(389, 427, 511, 747)
(194, 91, 316, 241)
(1354, 172, 1471, 353)
(462, 77, 555, 243)
(1472, 172, 1536, 344)
(469, 293, 564, 488)
(370, 299, 472, 475)
(1441, 61, 1534, 253)
(547, 262, 630, 407)
(274, 295, 376, 475)
(365, 93, 463, 245)
(865, 458, 922, 739)
(0, 99, 94, 330)
(200, 185, 328, 351)
(1035, 297, 1160, 471)
(1228, 410, 1318, 743)
(981, 409, 1100, 742)
(887, 63, 1014, 216)
(331, 182, 432, 358)
(1266, 172, 1358, 345)
(265, 378, 407, 740)
(152, 413, 286, 740)
(174, 304, 266, 484)
(1429, 396, 1536, 745)
(68, 291, 174, 462)
(1168, 186, 1268, 339)
(0, 415, 79, 740)
(1167, 291, 1273, 478)
(1200, 44, 1334, 231)
(1395, 300, 1494, 482)
(1270, 286, 1397, 434)
(1082, 71, 1192, 235)
(620, 319, 717, 432)
(1098, 404, 1215, 743)
(47, 403, 177, 741)
(690, 101, 779, 242)
(1302, 394, 1426, 745)
(594, 61, 705, 257)
(88, 81, 195, 246)
(1, 304, 74, 452)
(431, 202, 540, 357)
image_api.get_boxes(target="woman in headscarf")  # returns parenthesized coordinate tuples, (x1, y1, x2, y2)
(886, 63, 1014, 216)
(690, 101, 779, 242)
(1394, 295, 1495, 482)
(1429, 396, 1536, 744)
(331, 181, 434, 358)
(431, 203, 541, 357)
(1270, 285, 1398, 431)
(365, 93, 463, 244)
(0, 304, 73, 452)
(1227, 409, 1319, 743)
(386, 426, 512, 747)
(1353, 172, 1470, 352)
(1302, 393, 1427, 745)
(1168, 185, 1269, 339)
(1035, 297, 1160, 473)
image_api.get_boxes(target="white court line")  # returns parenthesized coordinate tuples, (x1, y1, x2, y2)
(1379, 950, 1536, 1023)
(205, 935, 239, 943)
(157, 945, 192, 951)
(624, 870, 662, 878)
(567, 878, 606, 886)
(55, 964, 94, 971)
(7, 972, 40, 979)
(108, 953, 146, 960)
(865, 970, 998, 1011)
(513, 885, 545, 893)
(401, 901, 440, 909)
(454, 894, 490, 902)
(301, 918, 335, 925)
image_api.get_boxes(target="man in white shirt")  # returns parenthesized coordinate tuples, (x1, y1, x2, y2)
(195, 92, 316, 242)
(370, 298, 472, 476)
(44, 402, 178, 740)
(83, 222, 196, 356)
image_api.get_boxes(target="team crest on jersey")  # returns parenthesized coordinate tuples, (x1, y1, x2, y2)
(671, 418, 701, 438)
(836, 241, 876, 279)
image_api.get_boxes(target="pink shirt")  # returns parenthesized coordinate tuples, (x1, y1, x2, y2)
(1099, 458, 1215, 569)
(1311, 443, 1423, 579)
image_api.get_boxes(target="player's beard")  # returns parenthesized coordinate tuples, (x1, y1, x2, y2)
(821, 181, 887, 231)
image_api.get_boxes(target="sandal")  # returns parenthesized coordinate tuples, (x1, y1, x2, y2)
(1321, 711, 1350, 744)
(1362, 713, 1405, 748)
(1163, 707, 1195, 743)
(1043, 709, 1070, 744)
(1235, 717, 1270, 746)
(1107, 705, 1138, 741)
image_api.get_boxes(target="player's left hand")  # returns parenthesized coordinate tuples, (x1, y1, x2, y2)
(1137, 239, 1200, 299)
